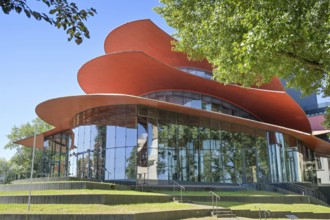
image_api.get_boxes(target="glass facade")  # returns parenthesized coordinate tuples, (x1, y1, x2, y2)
(41, 105, 317, 184)
(178, 67, 213, 80)
(42, 131, 72, 177)
(143, 90, 258, 121)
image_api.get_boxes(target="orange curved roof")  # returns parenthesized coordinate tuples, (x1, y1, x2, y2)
(26, 94, 329, 154)
(104, 19, 212, 71)
(78, 51, 310, 133)
(18, 19, 320, 151)
(103, 19, 284, 92)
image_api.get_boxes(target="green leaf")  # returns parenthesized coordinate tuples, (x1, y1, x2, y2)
(24, 9, 31, 18)
(91, 8, 97, 14)
(32, 11, 41, 20)
(66, 27, 74, 35)
(2, 5, 11, 14)
(49, 9, 57, 15)
(15, 6, 22, 14)
(84, 32, 90, 39)
(75, 37, 82, 44)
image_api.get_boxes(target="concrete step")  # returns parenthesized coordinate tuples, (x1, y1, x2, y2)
(217, 213, 237, 218)
(216, 218, 238, 220)
(172, 198, 193, 203)
(211, 209, 232, 215)
(211, 208, 237, 219)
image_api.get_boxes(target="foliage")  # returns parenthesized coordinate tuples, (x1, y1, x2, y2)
(5, 117, 52, 150)
(125, 146, 137, 179)
(156, 0, 330, 126)
(0, 0, 96, 44)
(324, 108, 330, 129)
(4, 117, 53, 181)
(0, 158, 14, 184)
(156, 0, 329, 94)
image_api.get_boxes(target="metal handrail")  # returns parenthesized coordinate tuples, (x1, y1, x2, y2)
(275, 182, 327, 203)
(171, 181, 185, 202)
(262, 210, 271, 220)
(209, 191, 220, 215)
(256, 206, 271, 220)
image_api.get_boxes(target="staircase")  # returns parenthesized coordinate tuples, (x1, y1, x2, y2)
(211, 208, 237, 219)
(209, 191, 237, 219)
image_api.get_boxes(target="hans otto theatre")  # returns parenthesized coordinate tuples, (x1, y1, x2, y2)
(18, 20, 330, 185)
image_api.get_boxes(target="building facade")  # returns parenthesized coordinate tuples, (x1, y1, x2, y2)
(18, 20, 330, 185)
(283, 81, 330, 183)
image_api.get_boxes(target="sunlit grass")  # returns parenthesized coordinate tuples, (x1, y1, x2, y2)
(0, 202, 202, 214)
(0, 189, 166, 196)
(196, 201, 330, 213)
(8, 180, 113, 185)
(229, 203, 330, 213)
(0, 189, 285, 197)
(153, 190, 284, 197)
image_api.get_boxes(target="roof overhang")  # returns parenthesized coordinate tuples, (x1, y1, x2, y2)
(16, 94, 328, 154)
(78, 51, 311, 133)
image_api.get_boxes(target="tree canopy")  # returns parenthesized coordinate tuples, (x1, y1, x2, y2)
(5, 117, 53, 150)
(1, 0, 96, 44)
(156, 1, 329, 94)
(156, 0, 330, 128)
(4, 118, 53, 181)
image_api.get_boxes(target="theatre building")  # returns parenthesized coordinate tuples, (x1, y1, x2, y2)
(18, 20, 330, 185)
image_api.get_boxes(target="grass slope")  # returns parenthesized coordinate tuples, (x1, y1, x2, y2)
(0, 189, 165, 196)
(0, 202, 203, 214)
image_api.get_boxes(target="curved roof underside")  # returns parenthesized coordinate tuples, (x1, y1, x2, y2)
(18, 94, 330, 154)
(78, 51, 311, 133)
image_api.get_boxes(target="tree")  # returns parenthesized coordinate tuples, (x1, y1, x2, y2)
(0, 158, 12, 184)
(156, 1, 330, 127)
(5, 117, 53, 179)
(1, 0, 96, 44)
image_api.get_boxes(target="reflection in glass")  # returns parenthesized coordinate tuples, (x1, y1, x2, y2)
(43, 131, 71, 178)
(41, 104, 316, 185)
(143, 90, 257, 120)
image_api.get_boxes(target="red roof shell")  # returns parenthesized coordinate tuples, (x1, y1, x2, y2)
(17, 19, 330, 154)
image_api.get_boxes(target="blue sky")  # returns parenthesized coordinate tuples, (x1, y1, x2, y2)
(0, 0, 173, 160)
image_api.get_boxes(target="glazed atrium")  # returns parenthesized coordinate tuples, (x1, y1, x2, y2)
(18, 20, 330, 185)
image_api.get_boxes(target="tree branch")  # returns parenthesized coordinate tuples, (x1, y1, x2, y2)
(281, 51, 324, 72)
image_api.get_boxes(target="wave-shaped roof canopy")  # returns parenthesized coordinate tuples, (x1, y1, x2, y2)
(16, 94, 330, 154)
(18, 19, 330, 154)
(77, 19, 310, 133)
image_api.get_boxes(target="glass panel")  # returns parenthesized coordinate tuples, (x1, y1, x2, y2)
(126, 146, 137, 180)
(64, 104, 316, 185)
(256, 134, 269, 183)
(241, 133, 257, 183)
(142, 91, 258, 121)
(115, 147, 126, 180)
(147, 118, 159, 182)
(137, 117, 148, 183)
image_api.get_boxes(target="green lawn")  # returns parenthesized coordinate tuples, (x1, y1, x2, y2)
(196, 201, 330, 213)
(153, 189, 285, 197)
(7, 181, 117, 186)
(0, 202, 203, 214)
(1, 187, 328, 215)
(0, 189, 166, 196)
(229, 203, 330, 213)
(0, 189, 285, 197)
